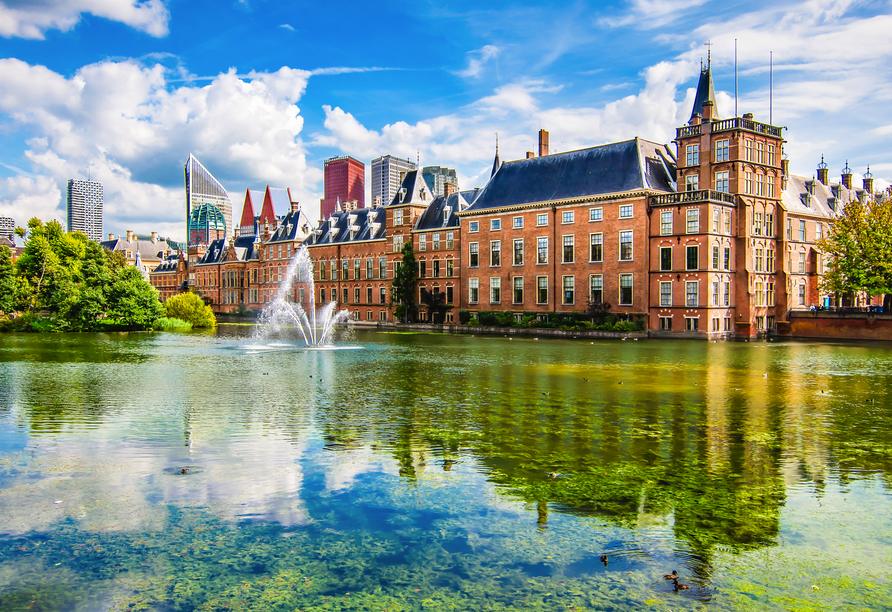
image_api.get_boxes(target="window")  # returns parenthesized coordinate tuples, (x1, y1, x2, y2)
(724, 247, 731, 270)
(537, 237, 548, 264)
(342, 259, 349, 280)
(660, 281, 672, 306)
(798, 252, 806, 274)
(469, 221, 479, 232)
(432, 233, 440, 250)
(724, 210, 731, 234)
(379, 257, 387, 279)
(685, 175, 699, 191)
(393, 235, 403, 253)
(590, 275, 603, 303)
(767, 282, 775, 306)
(343, 287, 349, 305)
(787, 219, 792, 240)
(660, 246, 672, 271)
(469, 243, 479, 267)
(419, 234, 426, 251)
(766, 176, 775, 198)
(511, 239, 524, 265)
(446, 286, 454, 304)
(715, 139, 729, 162)
(619, 231, 633, 260)
(724, 281, 730, 306)
(513, 216, 524, 229)
(354, 287, 360, 304)
(756, 174, 765, 197)
(491, 219, 501, 231)
(394, 210, 403, 225)
(536, 213, 548, 226)
(686, 317, 699, 332)
(767, 144, 776, 166)
(619, 274, 633, 305)
(712, 208, 720, 233)
(798, 284, 806, 305)
(513, 277, 524, 303)
(686, 245, 698, 270)
(754, 212, 763, 235)
(660, 210, 673, 235)
(490, 241, 501, 266)
(366, 258, 374, 279)
(686, 209, 700, 233)
(331, 260, 337, 281)
(562, 235, 575, 263)
(756, 281, 765, 306)
(712, 245, 720, 269)
(490, 277, 501, 303)
(563, 276, 575, 304)
(562, 211, 575, 224)
(766, 214, 774, 236)
(367, 287, 372, 304)
(446, 232, 454, 249)
(766, 249, 775, 273)
(686, 281, 699, 307)
(419, 260, 427, 278)
(755, 248, 764, 272)
(799, 220, 806, 241)
(446, 259, 454, 277)
(756, 141, 765, 164)
(537, 276, 548, 304)
(660, 317, 672, 330)
(433, 260, 441, 277)
(745, 172, 754, 195)
(712, 281, 719, 306)
(590, 208, 603, 222)
(354, 259, 361, 280)
(715, 171, 730, 193)
(744, 139, 754, 162)
(320, 288, 325, 303)
(619, 205, 633, 218)
(686, 144, 699, 166)
(469, 278, 479, 303)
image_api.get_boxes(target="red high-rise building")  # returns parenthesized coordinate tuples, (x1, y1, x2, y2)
(320, 156, 365, 219)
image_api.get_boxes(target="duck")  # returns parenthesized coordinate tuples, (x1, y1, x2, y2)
(663, 571, 678, 580)
(181, 468, 189, 474)
(599, 555, 608, 566)
(673, 578, 690, 591)
(547, 472, 559, 479)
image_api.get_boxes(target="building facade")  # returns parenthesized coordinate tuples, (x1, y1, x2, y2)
(0, 216, 14, 240)
(321, 156, 365, 219)
(421, 166, 458, 197)
(66, 179, 103, 242)
(185, 154, 232, 246)
(371, 155, 416, 208)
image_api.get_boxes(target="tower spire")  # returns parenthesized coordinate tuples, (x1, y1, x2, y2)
(491, 131, 501, 178)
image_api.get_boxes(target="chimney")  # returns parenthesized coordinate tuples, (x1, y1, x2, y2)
(399, 171, 406, 184)
(538, 129, 549, 157)
(151, 231, 158, 243)
(863, 166, 874, 193)
(108, 233, 114, 241)
(841, 161, 853, 189)
(816, 156, 829, 185)
(702, 99, 714, 121)
(444, 182, 457, 197)
(126, 230, 134, 242)
(526, 151, 535, 159)
(291, 201, 300, 213)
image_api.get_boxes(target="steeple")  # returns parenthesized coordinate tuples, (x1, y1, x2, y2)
(491, 132, 501, 178)
(690, 56, 719, 122)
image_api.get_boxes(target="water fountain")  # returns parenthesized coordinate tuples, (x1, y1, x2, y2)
(254, 244, 352, 348)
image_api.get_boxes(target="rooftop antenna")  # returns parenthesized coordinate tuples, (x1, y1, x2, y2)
(769, 51, 773, 125)
(734, 39, 738, 117)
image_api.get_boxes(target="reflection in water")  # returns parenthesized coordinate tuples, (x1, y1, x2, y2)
(0, 331, 891, 610)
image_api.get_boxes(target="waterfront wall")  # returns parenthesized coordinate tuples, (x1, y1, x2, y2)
(353, 320, 647, 340)
(786, 311, 892, 341)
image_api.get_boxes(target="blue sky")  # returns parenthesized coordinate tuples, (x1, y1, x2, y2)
(1, 0, 890, 241)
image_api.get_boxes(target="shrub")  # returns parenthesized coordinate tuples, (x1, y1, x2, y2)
(153, 317, 193, 331)
(164, 292, 216, 328)
(459, 310, 472, 325)
(494, 311, 515, 327)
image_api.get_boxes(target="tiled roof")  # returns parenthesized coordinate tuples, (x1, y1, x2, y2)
(466, 138, 676, 212)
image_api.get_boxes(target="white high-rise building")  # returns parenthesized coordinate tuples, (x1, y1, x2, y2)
(67, 179, 103, 242)
(371, 155, 416, 206)
(0, 216, 14, 239)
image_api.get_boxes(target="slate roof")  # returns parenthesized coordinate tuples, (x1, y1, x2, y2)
(304, 207, 387, 246)
(266, 207, 314, 244)
(781, 174, 860, 219)
(690, 64, 718, 121)
(196, 239, 228, 265)
(465, 138, 676, 213)
(151, 255, 181, 274)
(387, 170, 434, 207)
(100, 237, 177, 261)
(414, 189, 478, 231)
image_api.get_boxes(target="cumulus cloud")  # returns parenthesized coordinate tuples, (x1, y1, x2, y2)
(0, 58, 319, 239)
(0, 0, 170, 39)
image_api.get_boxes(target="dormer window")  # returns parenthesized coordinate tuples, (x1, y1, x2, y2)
(399, 187, 407, 201)
(443, 206, 452, 224)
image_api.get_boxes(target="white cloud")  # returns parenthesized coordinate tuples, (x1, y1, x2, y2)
(279, 23, 294, 31)
(601, 0, 710, 29)
(455, 45, 499, 79)
(0, 58, 320, 240)
(0, 0, 170, 39)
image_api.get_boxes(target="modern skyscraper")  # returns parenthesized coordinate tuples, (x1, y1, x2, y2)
(421, 166, 458, 197)
(66, 179, 103, 241)
(0, 216, 14, 240)
(371, 155, 416, 207)
(320, 156, 365, 219)
(185, 154, 232, 246)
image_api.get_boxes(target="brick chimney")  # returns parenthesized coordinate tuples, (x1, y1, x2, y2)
(538, 129, 549, 157)
(863, 166, 874, 193)
(126, 230, 134, 242)
(151, 231, 158, 243)
(816, 156, 829, 185)
(702, 99, 715, 121)
(444, 182, 457, 197)
(108, 233, 114, 241)
(526, 151, 535, 159)
(291, 200, 300, 213)
(841, 161, 853, 189)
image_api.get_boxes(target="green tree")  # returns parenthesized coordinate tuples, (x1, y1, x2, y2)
(164, 291, 217, 328)
(106, 266, 164, 328)
(0, 246, 18, 314)
(390, 241, 418, 322)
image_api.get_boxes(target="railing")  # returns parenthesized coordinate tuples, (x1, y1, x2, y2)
(676, 125, 702, 139)
(650, 190, 736, 206)
(712, 117, 784, 137)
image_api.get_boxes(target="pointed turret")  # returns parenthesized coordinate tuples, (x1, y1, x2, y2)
(491, 133, 501, 178)
(258, 186, 278, 226)
(238, 189, 257, 236)
(690, 58, 719, 122)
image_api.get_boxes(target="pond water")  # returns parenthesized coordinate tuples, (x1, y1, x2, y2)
(1, 328, 891, 611)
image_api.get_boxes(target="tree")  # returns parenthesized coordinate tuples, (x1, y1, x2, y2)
(390, 242, 418, 322)
(0, 246, 18, 314)
(164, 291, 217, 328)
(420, 287, 447, 323)
(106, 266, 164, 328)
